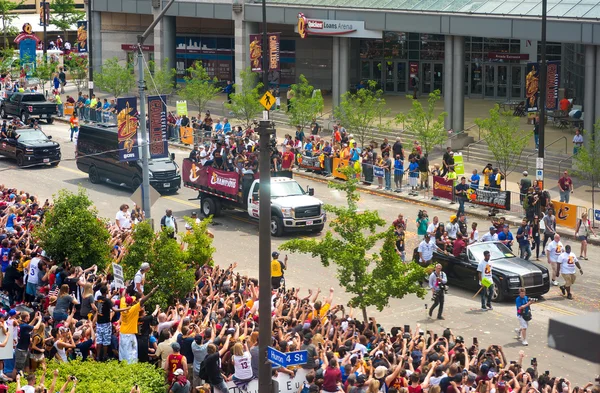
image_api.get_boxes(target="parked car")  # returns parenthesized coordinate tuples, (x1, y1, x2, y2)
(0, 92, 58, 124)
(0, 127, 61, 167)
(412, 241, 550, 302)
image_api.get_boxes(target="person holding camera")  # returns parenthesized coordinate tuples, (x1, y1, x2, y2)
(428, 264, 447, 320)
(515, 288, 534, 346)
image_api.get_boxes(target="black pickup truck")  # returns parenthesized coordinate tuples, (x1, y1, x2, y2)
(0, 92, 58, 124)
(0, 128, 61, 167)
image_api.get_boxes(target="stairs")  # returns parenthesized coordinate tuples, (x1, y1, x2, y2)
(463, 141, 573, 176)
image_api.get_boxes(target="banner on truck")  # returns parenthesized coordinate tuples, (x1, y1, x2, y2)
(182, 159, 239, 196)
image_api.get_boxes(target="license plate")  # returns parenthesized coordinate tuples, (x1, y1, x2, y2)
(43, 158, 49, 163)
(163, 183, 170, 188)
(306, 220, 313, 226)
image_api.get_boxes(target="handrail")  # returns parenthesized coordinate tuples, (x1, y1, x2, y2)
(524, 150, 538, 171)
(466, 138, 487, 161)
(545, 136, 568, 154)
(558, 154, 574, 175)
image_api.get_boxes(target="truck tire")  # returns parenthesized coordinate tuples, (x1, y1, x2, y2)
(20, 111, 28, 123)
(46, 117, 54, 125)
(131, 176, 142, 191)
(311, 224, 325, 233)
(89, 166, 100, 184)
(270, 216, 284, 237)
(16, 153, 24, 167)
(0, 108, 6, 119)
(201, 197, 217, 217)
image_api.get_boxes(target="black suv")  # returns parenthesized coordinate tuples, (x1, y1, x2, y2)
(0, 128, 61, 167)
(0, 92, 58, 124)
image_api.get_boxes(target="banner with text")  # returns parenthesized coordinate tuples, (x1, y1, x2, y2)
(550, 200, 577, 229)
(433, 176, 453, 201)
(148, 95, 168, 159)
(176, 100, 188, 116)
(116, 97, 139, 162)
(249, 33, 280, 73)
(466, 188, 511, 210)
(525, 61, 560, 112)
(182, 159, 239, 196)
(76, 21, 87, 53)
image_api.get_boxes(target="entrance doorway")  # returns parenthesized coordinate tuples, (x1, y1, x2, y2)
(421, 62, 443, 94)
(384, 61, 408, 94)
(467, 63, 525, 100)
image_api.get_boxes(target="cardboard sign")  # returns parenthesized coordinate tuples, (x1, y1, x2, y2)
(551, 200, 577, 229)
(176, 100, 188, 116)
(112, 263, 125, 289)
(433, 176, 453, 201)
(453, 152, 465, 176)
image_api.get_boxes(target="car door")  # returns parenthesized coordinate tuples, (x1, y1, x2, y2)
(5, 94, 18, 116)
(4, 135, 18, 159)
(460, 250, 481, 291)
(247, 182, 260, 218)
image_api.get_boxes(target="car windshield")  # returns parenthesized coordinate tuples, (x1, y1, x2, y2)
(20, 94, 46, 102)
(469, 242, 515, 262)
(17, 129, 48, 141)
(271, 181, 305, 198)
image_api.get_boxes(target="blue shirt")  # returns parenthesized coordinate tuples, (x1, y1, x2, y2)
(223, 123, 231, 133)
(409, 162, 419, 177)
(497, 231, 514, 249)
(516, 295, 529, 316)
(394, 159, 404, 175)
(470, 174, 480, 189)
(0, 248, 10, 272)
(516, 226, 530, 246)
(6, 213, 16, 228)
(103, 102, 110, 110)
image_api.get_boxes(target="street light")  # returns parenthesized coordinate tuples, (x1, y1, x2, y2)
(537, 0, 547, 189)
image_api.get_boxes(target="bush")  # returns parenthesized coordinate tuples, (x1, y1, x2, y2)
(7, 360, 166, 393)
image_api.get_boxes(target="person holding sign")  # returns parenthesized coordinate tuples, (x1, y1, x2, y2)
(477, 250, 494, 311)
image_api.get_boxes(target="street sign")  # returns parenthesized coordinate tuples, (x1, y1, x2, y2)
(260, 91, 275, 111)
(536, 157, 544, 169)
(267, 347, 308, 367)
(130, 185, 161, 208)
(536, 169, 543, 181)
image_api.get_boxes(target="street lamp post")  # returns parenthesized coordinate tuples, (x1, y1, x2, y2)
(87, 0, 94, 97)
(537, 0, 548, 189)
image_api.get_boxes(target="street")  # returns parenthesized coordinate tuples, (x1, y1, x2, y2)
(0, 122, 598, 383)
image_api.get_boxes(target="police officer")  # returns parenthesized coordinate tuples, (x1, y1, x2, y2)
(428, 263, 447, 320)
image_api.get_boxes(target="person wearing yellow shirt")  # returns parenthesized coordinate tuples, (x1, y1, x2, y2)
(89, 94, 98, 122)
(119, 285, 158, 364)
(54, 92, 63, 117)
(482, 163, 493, 189)
(270, 251, 287, 290)
(309, 287, 335, 322)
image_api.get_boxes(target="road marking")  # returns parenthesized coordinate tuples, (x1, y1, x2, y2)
(535, 302, 578, 316)
(57, 166, 83, 176)
(162, 195, 198, 208)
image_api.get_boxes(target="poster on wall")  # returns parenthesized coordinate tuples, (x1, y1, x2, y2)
(409, 62, 418, 78)
(148, 95, 168, 159)
(116, 97, 139, 162)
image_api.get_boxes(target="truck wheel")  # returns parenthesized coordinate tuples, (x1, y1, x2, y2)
(311, 224, 325, 233)
(0, 108, 6, 119)
(201, 197, 217, 217)
(213, 198, 222, 217)
(270, 216, 284, 237)
(491, 278, 504, 303)
(20, 111, 28, 123)
(16, 153, 24, 167)
(131, 176, 142, 190)
(89, 166, 100, 184)
(46, 117, 54, 125)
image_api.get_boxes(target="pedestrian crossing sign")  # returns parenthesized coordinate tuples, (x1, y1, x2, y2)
(260, 91, 275, 110)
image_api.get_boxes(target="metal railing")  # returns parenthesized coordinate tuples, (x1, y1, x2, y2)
(524, 151, 538, 171)
(466, 138, 487, 161)
(558, 154, 574, 175)
(545, 136, 568, 154)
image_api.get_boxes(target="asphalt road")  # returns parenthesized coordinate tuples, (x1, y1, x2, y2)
(0, 123, 598, 384)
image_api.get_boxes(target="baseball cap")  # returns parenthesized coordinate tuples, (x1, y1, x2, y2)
(171, 342, 181, 352)
(8, 309, 16, 316)
(174, 368, 184, 376)
(489, 226, 496, 231)
(455, 336, 464, 343)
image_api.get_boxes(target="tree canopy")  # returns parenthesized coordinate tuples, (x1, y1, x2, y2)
(179, 62, 220, 116)
(288, 74, 324, 131)
(147, 58, 176, 97)
(49, 0, 85, 42)
(225, 68, 263, 128)
(94, 57, 135, 98)
(404, 89, 447, 156)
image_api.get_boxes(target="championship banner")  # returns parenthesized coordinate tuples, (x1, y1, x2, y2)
(76, 21, 88, 53)
(182, 159, 239, 196)
(545, 61, 560, 111)
(39, 2, 50, 26)
(465, 188, 511, 210)
(525, 61, 560, 112)
(176, 100, 188, 116)
(373, 166, 385, 178)
(250, 33, 280, 73)
(148, 95, 168, 159)
(550, 200, 577, 229)
(432, 176, 453, 201)
(116, 97, 139, 162)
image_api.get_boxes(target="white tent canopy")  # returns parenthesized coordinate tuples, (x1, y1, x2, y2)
(9, 13, 79, 33)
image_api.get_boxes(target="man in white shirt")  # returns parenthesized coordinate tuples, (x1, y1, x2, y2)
(428, 264, 447, 320)
(160, 209, 178, 238)
(477, 250, 494, 311)
(25, 253, 43, 299)
(545, 234, 563, 286)
(115, 204, 132, 231)
(418, 234, 442, 265)
(480, 226, 498, 242)
(426, 216, 439, 236)
(134, 262, 150, 295)
(556, 245, 583, 300)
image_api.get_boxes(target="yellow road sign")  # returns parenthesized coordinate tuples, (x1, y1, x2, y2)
(259, 91, 275, 110)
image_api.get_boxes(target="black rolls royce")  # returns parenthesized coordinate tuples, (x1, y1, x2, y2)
(413, 241, 551, 302)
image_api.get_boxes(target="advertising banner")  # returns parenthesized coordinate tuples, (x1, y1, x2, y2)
(76, 21, 88, 53)
(250, 34, 263, 72)
(551, 200, 577, 229)
(525, 61, 560, 112)
(545, 61, 560, 111)
(373, 166, 385, 178)
(148, 95, 168, 159)
(433, 176, 453, 201)
(409, 62, 419, 78)
(182, 159, 239, 196)
(269, 33, 280, 72)
(296, 13, 381, 39)
(39, 2, 50, 26)
(176, 100, 188, 116)
(116, 97, 139, 162)
(465, 188, 511, 210)
(453, 152, 465, 176)
(332, 158, 349, 180)
(250, 33, 280, 73)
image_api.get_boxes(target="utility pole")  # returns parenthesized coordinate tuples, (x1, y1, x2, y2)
(136, 0, 175, 220)
(42, 2, 47, 60)
(87, 0, 94, 97)
(537, 0, 547, 190)
(258, 1, 273, 393)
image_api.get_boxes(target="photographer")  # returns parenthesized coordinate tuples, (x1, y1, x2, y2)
(428, 264, 447, 320)
(515, 288, 534, 346)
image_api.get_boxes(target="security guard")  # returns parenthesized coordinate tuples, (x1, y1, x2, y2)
(271, 251, 287, 290)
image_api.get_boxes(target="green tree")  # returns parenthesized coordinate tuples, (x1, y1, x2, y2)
(475, 104, 531, 189)
(334, 80, 389, 148)
(288, 74, 324, 132)
(280, 166, 426, 322)
(572, 122, 600, 217)
(121, 220, 155, 280)
(404, 89, 447, 156)
(225, 67, 263, 128)
(64, 52, 88, 94)
(179, 62, 220, 116)
(145, 230, 196, 309)
(182, 217, 216, 267)
(6, 359, 166, 393)
(147, 58, 176, 96)
(32, 58, 57, 95)
(95, 57, 135, 98)
(0, 46, 15, 75)
(0, 0, 22, 48)
(34, 188, 111, 270)
(49, 0, 84, 43)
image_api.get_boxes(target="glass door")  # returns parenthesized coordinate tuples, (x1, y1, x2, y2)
(373, 61, 383, 90)
(396, 62, 407, 93)
(497, 65, 508, 99)
(433, 63, 443, 92)
(385, 61, 395, 93)
(421, 63, 432, 94)
(360, 60, 371, 81)
(470, 63, 482, 96)
(511, 65, 523, 99)
(484, 64, 495, 98)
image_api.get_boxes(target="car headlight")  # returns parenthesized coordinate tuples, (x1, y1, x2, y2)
(148, 172, 154, 179)
(542, 272, 549, 278)
(509, 277, 521, 285)
(176, 167, 181, 176)
(281, 207, 293, 218)
(25, 148, 33, 154)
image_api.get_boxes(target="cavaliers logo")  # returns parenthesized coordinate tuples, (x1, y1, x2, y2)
(557, 205, 570, 221)
(297, 13, 307, 39)
(189, 163, 199, 182)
